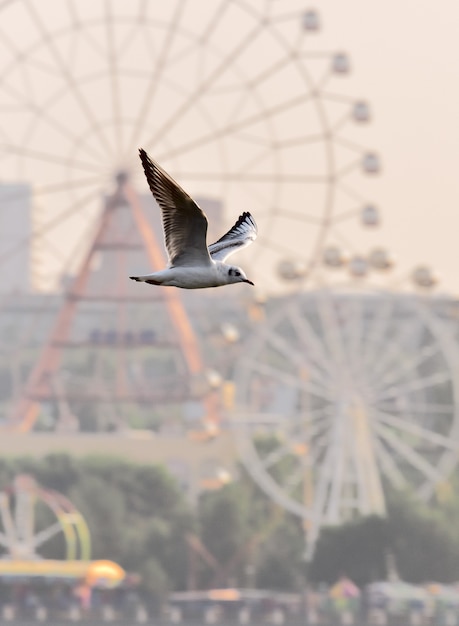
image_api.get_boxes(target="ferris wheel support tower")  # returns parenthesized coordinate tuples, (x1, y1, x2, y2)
(7, 174, 216, 432)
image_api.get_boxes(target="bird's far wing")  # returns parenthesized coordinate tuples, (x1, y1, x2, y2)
(208, 212, 258, 262)
(139, 149, 212, 267)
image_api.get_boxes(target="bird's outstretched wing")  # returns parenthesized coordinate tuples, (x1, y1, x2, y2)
(208, 212, 258, 262)
(139, 148, 212, 267)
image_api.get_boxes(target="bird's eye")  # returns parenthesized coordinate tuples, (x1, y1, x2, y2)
(235, 271, 240, 277)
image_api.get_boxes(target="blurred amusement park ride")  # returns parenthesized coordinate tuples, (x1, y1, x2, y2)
(0, 473, 129, 584)
(231, 251, 459, 556)
(0, 0, 458, 560)
(0, 0, 381, 434)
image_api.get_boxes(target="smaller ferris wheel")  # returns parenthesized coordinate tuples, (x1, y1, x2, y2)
(231, 249, 459, 555)
(0, 474, 90, 561)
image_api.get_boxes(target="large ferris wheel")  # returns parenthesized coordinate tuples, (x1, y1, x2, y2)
(0, 0, 379, 432)
(0, 0, 378, 289)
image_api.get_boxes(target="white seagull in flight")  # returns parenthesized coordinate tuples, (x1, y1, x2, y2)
(130, 148, 257, 289)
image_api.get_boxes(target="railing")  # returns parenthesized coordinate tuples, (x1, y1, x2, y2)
(1, 604, 458, 626)
(0, 611, 459, 626)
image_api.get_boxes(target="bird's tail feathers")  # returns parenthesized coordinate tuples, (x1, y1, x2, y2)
(129, 275, 161, 285)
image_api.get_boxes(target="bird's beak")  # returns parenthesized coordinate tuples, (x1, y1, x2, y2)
(244, 279, 255, 286)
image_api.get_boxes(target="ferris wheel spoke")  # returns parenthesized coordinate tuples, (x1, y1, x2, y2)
(373, 438, 409, 490)
(360, 296, 397, 375)
(154, 87, 313, 162)
(276, 133, 326, 150)
(331, 205, 360, 224)
(153, 81, 311, 159)
(278, 209, 328, 225)
(104, 1, 123, 154)
(330, 111, 353, 135)
(143, 18, 264, 152)
(374, 371, 452, 404)
(284, 458, 313, 493)
(32, 521, 65, 549)
(125, 0, 187, 155)
(311, 68, 333, 96)
(373, 408, 457, 450)
(377, 401, 455, 416)
(228, 131, 271, 148)
(67, 2, 107, 60)
(116, 16, 149, 59)
(232, 412, 293, 426)
(367, 308, 424, 383)
(363, 297, 404, 381)
(325, 225, 356, 253)
(32, 102, 106, 163)
(374, 423, 443, 483)
(310, 442, 339, 525)
(0, 176, 98, 205)
(24, 3, 113, 154)
(0, 37, 57, 81)
(287, 304, 337, 380)
(338, 297, 366, 382)
(235, 404, 333, 429)
(320, 90, 357, 104)
(219, 81, 256, 129)
(260, 438, 298, 471)
(307, 419, 334, 455)
(376, 343, 443, 391)
(234, 144, 275, 177)
(310, 432, 332, 466)
(244, 53, 292, 93)
(335, 158, 361, 180)
(34, 176, 102, 196)
(0, 143, 98, 173)
(264, 331, 332, 392)
(246, 360, 334, 403)
(199, 0, 230, 46)
(334, 135, 370, 156)
(314, 292, 349, 379)
(0, 494, 16, 547)
(337, 180, 366, 205)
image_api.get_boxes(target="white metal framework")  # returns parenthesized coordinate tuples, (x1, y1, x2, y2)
(233, 289, 459, 553)
(0, 474, 90, 560)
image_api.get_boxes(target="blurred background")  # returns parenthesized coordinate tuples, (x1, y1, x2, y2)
(0, 0, 458, 624)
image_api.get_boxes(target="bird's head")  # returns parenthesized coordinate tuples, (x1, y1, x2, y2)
(227, 266, 254, 286)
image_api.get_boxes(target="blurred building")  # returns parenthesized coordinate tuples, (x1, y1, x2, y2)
(0, 183, 31, 293)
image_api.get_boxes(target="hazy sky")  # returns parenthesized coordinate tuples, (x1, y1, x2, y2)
(316, 0, 459, 292)
(1, 0, 458, 294)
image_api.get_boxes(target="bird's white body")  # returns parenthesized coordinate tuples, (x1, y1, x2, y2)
(134, 261, 246, 289)
(131, 149, 258, 290)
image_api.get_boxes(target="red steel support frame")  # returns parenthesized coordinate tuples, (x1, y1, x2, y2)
(8, 179, 218, 431)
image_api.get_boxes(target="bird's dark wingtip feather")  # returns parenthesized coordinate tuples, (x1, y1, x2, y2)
(235, 211, 257, 233)
(138, 148, 155, 186)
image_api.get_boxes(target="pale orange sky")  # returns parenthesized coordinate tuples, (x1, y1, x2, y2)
(316, 0, 459, 293)
(1, 0, 458, 294)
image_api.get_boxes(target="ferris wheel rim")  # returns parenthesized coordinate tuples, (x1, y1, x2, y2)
(232, 289, 459, 521)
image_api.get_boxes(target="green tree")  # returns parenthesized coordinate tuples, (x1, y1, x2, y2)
(309, 515, 388, 586)
(387, 491, 459, 583)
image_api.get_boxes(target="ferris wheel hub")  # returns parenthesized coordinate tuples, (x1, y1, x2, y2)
(115, 170, 130, 188)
